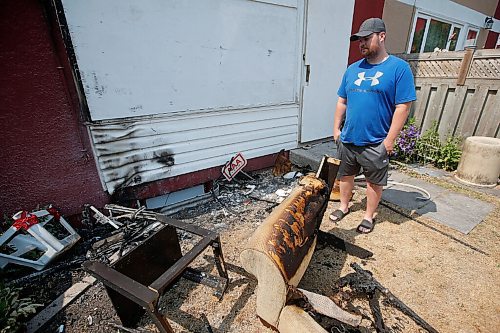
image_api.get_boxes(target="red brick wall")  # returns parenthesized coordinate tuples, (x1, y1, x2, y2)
(0, 0, 109, 217)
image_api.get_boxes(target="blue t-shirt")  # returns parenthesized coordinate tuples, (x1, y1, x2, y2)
(337, 55, 416, 146)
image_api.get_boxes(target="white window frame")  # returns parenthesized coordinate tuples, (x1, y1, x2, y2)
(464, 27, 479, 48)
(407, 10, 480, 53)
(447, 25, 463, 51)
(408, 13, 430, 53)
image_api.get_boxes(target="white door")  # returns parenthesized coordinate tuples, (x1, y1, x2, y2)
(300, 0, 354, 143)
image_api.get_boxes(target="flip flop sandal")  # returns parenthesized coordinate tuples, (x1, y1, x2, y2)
(329, 209, 350, 222)
(356, 219, 375, 234)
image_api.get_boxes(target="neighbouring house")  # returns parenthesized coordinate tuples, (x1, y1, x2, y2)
(1, 0, 499, 218)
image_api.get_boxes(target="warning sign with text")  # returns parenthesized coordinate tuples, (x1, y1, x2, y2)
(222, 152, 247, 181)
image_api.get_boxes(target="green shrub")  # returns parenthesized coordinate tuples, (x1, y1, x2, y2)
(396, 121, 462, 171)
(0, 284, 42, 333)
(436, 136, 462, 171)
(415, 122, 441, 164)
(394, 118, 420, 163)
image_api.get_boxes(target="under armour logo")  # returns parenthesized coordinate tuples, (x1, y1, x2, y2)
(354, 71, 383, 86)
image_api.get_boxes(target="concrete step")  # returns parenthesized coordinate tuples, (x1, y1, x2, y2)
(290, 140, 338, 171)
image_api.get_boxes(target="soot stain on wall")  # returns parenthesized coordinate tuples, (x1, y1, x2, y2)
(155, 150, 175, 167)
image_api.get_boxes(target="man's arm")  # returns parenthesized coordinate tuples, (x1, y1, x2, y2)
(333, 97, 347, 142)
(384, 102, 412, 154)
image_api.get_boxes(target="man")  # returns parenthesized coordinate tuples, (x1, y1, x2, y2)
(329, 18, 416, 233)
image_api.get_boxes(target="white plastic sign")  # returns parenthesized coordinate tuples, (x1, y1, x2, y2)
(222, 152, 248, 181)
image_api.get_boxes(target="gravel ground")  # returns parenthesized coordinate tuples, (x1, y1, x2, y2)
(2, 165, 499, 333)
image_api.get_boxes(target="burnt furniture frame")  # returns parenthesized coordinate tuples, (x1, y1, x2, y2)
(83, 214, 228, 333)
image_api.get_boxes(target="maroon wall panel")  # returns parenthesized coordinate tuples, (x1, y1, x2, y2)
(348, 0, 385, 65)
(0, 0, 109, 217)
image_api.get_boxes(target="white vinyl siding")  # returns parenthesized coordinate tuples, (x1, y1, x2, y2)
(89, 106, 298, 193)
(62, 0, 304, 193)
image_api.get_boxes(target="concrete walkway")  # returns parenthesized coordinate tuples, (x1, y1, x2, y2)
(290, 140, 498, 234)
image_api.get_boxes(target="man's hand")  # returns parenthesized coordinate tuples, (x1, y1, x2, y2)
(383, 138, 395, 155)
(333, 97, 347, 144)
(385, 102, 412, 156)
(333, 128, 341, 143)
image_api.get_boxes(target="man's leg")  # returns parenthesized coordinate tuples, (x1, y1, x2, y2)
(330, 142, 358, 222)
(329, 175, 354, 221)
(357, 141, 388, 233)
(359, 181, 383, 232)
(339, 175, 355, 213)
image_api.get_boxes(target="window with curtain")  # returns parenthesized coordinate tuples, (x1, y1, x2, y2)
(408, 13, 475, 53)
(448, 26, 461, 51)
(410, 17, 427, 53)
(423, 19, 452, 52)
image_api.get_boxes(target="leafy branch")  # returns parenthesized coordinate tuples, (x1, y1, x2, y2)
(0, 284, 42, 333)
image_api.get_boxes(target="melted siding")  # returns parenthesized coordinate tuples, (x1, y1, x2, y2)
(89, 105, 299, 193)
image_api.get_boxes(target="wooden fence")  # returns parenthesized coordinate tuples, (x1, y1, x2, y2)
(397, 49, 500, 140)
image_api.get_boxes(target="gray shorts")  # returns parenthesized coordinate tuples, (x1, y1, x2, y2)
(337, 141, 389, 186)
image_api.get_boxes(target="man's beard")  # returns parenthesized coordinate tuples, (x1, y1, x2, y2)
(361, 47, 374, 58)
(361, 45, 379, 60)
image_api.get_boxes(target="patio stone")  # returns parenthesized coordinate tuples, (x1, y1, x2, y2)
(291, 142, 496, 234)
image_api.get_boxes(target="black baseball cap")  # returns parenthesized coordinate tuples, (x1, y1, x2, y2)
(350, 18, 386, 41)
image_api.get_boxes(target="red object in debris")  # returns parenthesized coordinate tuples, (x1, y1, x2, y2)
(47, 206, 61, 222)
(12, 211, 39, 231)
